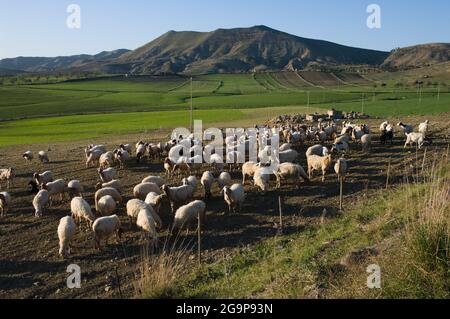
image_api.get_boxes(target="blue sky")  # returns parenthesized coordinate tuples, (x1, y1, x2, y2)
(0, 0, 449, 59)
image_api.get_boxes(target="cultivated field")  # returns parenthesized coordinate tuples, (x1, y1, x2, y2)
(0, 112, 448, 299)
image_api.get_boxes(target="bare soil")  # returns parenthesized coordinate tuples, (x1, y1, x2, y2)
(0, 114, 449, 299)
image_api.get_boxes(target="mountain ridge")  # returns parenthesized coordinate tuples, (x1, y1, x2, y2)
(1, 26, 448, 75)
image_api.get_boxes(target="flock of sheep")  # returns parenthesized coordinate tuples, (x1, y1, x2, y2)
(0, 117, 431, 260)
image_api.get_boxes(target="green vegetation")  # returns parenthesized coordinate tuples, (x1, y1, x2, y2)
(139, 156, 449, 299)
(0, 71, 448, 147)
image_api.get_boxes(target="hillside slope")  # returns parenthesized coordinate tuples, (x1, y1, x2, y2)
(118, 25, 389, 74)
(382, 43, 450, 69)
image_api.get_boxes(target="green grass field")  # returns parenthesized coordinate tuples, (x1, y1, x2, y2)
(0, 71, 448, 147)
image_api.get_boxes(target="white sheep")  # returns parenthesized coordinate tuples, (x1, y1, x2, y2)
(164, 158, 175, 178)
(275, 163, 309, 188)
(199, 171, 214, 199)
(217, 172, 232, 189)
(127, 199, 162, 229)
(331, 141, 349, 154)
(92, 215, 122, 250)
(37, 150, 50, 163)
(242, 161, 259, 185)
(142, 176, 166, 187)
(254, 168, 271, 193)
(94, 187, 122, 212)
(307, 155, 333, 182)
(70, 197, 95, 230)
(98, 168, 116, 183)
(23, 151, 33, 163)
(0, 168, 15, 190)
(137, 209, 159, 248)
(361, 134, 372, 152)
(162, 184, 195, 213)
(67, 180, 84, 198)
(334, 158, 348, 182)
(144, 192, 166, 215)
(133, 182, 161, 200)
(182, 176, 198, 192)
(404, 132, 426, 149)
(120, 144, 133, 155)
(97, 195, 117, 216)
(115, 150, 130, 168)
(306, 145, 329, 157)
(33, 171, 53, 186)
(136, 142, 147, 163)
(0, 192, 11, 217)
(58, 216, 76, 258)
(95, 180, 123, 193)
(419, 120, 429, 135)
(279, 149, 299, 164)
(86, 149, 103, 167)
(223, 184, 245, 214)
(99, 152, 115, 169)
(33, 190, 50, 217)
(173, 200, 206, 233)
(42, 179, 66, 204)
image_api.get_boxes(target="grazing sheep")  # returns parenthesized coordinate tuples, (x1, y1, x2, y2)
(133, 182, 161, 200)
(23, 151, 33, 163)
(379, 121, 389, 132)
(254, 168, 271, 193)
(115, 150, 130, 168)
(201, 171, 215, 200)
(136, 209, 159, 248)
(97, 195, 116, 216)
(172, 200, 206, 234)
(85, 149, 103, 167)
(223, 184, 245, 214)
(217, 172, 232, 189)
(307, 155, 333, 182)
(120, 144, 132, 155)
(419, 120, 429, 135)
(126, 199, 162, 229)
(335, 134, 350, 145)
(0, 168, 15, 190)
(306, 145, 329, 157)
(34, 171, 53, 187)
(210, 153, 224, 171)
(397, 122, 414, 135)
(88, 144, 107, 153)
(144, 192, 166, 216)
(98, 168, 116, 183)
(58, 216, 76, 258)
(92, 215, 122, 250)
(164, 158, 175, 178)
(38, 151, 50, 163)
(0, 192, 11, 217)
(275, 163, 309, 188)
(242, 161, 259, 185)
(380, 128, 394, 145)
(99, 151, 115, 167)
(361, 134, 372, 152)
(226, 151, 245, 170)
(67, 180, 84, 198)
(136, 142, 147, 163)
(70, 197, 95, 230)
(334, 158, 348, 182)
(142, 176, 166, 187)
(94, 187, 122, 212)
(404, 132, 427, 150)
(95, 180, 123, 193)
(161, 184, 195, 213)
(331, 142, 349, 154)
(279, 149, 299, 163)
(33, 190, 50, 217)
(182, 176, 198, 192)
(42, 179, 66, 204)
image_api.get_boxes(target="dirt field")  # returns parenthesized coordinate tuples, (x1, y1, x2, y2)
(0, 114, 449, 299)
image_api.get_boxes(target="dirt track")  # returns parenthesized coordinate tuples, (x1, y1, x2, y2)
(0, 114, 449, 299)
